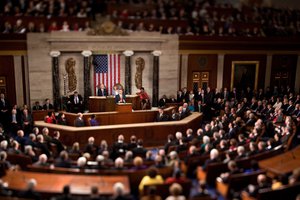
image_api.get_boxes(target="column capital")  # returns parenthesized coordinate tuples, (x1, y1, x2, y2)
(123, 50, 134, 57)
(49, 51, 61, 57)
(81, 50, 92, 57)
(151, 50, 162, 57)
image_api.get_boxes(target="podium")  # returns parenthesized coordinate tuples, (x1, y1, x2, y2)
(116, 103, 132, 113)
(89, 95, 140, 112)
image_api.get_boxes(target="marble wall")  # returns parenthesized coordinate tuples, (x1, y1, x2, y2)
(27, 32, 179, 106)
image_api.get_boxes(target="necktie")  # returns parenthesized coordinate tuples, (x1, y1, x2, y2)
(2, 99, 5, 107)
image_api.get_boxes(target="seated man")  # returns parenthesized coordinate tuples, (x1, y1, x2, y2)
(115, 89, 126, 104)
(32, 101, 42, 111)
(97, 83, 107, 97)
(43, 98, 54, 110)
(68, 91, 83, 113)
(74, 113, 85, 127)
(156, 108, 169, 122)
(136, 87, 150, 110)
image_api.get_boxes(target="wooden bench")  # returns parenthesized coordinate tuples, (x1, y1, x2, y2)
(197, 145, 284, 187)
(7, 153, 32, 170)
(143, 181, 192, 199)
(216, 170, 266, 199)
(241, 182, 300, 200)
(27, 165, 173, 196)
(197, 162, 228, 186)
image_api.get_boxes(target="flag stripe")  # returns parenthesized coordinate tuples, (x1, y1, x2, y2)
(93, 54, 120, 96)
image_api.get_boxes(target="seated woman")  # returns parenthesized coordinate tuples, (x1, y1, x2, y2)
(44, 111, 56, 124)
(139, 167, 164, 194)
(57, 113, 67, 125)
(89, 114, 99, 126)
(137, 87, 151, 110)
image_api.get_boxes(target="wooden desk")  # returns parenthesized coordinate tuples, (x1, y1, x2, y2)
(34, 112, 202, 147)
(116, 103, 132, 113)
(61, 107, 174, 126)
(89, 95, 140, 112)
(32, 110, 54, 121)
(3, 170, 130, 196)
(259, 146, 300, 178)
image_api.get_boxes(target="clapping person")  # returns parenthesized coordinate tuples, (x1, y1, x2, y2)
(136, 87, 150, 110)
(43, 98, 53, 110)
(115, 89, 126, 104)
(68, 91, 83, 113)
(97, 83, 107, 97)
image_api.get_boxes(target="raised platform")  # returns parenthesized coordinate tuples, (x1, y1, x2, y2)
(2, 170, 130, 196)
(34, 112, 202, 147)
(61, 107, 173, 126)
(89, 95, 140, 112)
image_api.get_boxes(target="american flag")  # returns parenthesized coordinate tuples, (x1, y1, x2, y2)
(93, 54, 120, 95)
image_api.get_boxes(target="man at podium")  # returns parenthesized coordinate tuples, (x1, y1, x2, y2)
(115, 89, 126, 104)
(97, 83, 107, 97)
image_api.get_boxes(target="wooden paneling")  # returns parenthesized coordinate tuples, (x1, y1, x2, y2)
(0, 34, 27, 51)
(3, 170, 130, 196)
(270, 54, 298, 89)
(223, 54, 267, 90)
(180, 36, 300, 51)
(187, 54, 218, 90)
(0, 56, 16, 104)
(34, 112, 202, 147)
(89, 95, 141, 112)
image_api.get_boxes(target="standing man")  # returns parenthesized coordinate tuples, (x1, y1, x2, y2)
(43, 99, 54, 110)
(97, 83, 107, 97)
(0, 93, 10, 130)
(115, 89, 126, 104)
(74, 113, 85, 127)
(68, 91, 83, 113)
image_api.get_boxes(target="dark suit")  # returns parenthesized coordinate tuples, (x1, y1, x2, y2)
(115, 94, 126, 103)
(0, 98, 10, 129)
(206, 91, 214, 106)
(222, 91, 230, 101)
(74, 117, 85, 127)
(132, 146, 147, 158)
(32, 105, 42, 111)
(51, 138, 65, 154)
(158, 98, 168, 108)
(182, 92, 189, 103)
(112, 142, 127, 159)
(35, 142, 51, 157)
(97, 88, 108, 96)
(156, 113, 169, 122)
(42, 103, 54, 110)
(69, 95, 83, 113)
(286, 105, 295, 115)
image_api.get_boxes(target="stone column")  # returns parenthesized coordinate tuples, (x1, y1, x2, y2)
(217, 54, 224, 90)
(152, 51, 162, 107)
(265, 54, 273, 89)
(123, 50, 134, 94)
(81, 50, 92, 111)
(49, 51, 61, 111)
(295, 55, 300, 93)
